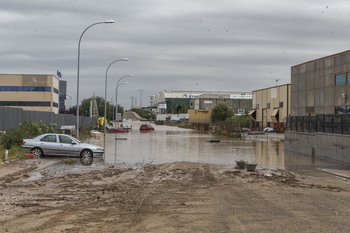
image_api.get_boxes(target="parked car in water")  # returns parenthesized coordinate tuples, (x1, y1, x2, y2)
(263, 127, 275, 132)
(21, 133, 104, 159)
(139, 124, 154, 131)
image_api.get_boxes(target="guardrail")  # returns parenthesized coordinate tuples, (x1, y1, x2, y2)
(287, 114, 350, 135)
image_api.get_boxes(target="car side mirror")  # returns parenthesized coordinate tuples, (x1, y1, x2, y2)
(71, 141, 77, 145)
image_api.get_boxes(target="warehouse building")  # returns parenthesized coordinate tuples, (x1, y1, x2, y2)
(291, 50, 350, 115)
(286, 50, 350, 164)
(189, 92, 252, 115)
(249, 84, 291, 130)
(0, 74, 60, 113)
(153, 89, 251, 113)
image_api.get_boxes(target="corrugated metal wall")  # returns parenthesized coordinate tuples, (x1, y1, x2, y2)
(0, 107, 97, 130)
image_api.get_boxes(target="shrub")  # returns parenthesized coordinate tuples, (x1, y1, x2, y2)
(223, 115, 252, 135)
(211, 102, 234, 123)
(0, 120, 60, 149)
(8, 146, 26, 160)
(0, 145, 5, 161)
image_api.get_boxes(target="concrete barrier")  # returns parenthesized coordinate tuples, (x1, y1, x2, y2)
(285, 132, 350, 164)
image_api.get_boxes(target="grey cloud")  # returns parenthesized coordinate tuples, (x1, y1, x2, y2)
(1, 0, 350, 108)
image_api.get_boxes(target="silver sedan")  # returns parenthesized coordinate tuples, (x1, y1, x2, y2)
(21, 133, 104, 159)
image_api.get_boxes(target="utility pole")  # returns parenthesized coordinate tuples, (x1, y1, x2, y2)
(138, 89, 144, 108)
(130, 96, 135, 109)
(149, 96, 154, 120)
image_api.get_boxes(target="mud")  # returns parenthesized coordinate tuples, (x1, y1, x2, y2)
(1, 160, 350, 232)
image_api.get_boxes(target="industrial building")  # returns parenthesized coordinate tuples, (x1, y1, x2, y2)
(285, 50, 350, 164)
(249, 84, 291, 130)
(189, 92, 252, 115)
(291, 50, 350, 115)
(0, 74, 61, 113)
(153, 89, 251, 113)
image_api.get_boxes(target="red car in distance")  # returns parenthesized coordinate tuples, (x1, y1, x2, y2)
(139, 124, 154, 131)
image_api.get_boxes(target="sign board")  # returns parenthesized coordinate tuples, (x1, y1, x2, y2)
(158, 103, 167, 109)
(60, 125, 75, 130)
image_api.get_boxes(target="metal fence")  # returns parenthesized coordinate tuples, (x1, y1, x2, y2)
(0, 106, 97, 130)
(287, 114, 350, 135)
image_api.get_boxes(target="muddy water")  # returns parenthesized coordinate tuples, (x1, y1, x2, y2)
(84, 125, 349, 174)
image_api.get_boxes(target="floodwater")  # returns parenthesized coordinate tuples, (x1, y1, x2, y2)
(84, 124, 349, 176)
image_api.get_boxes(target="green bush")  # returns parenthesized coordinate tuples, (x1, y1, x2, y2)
(211, 102, 234, 123)
(8, 146, 26, 160)
(0, 145, 5, 161)
(222, 115, 252, 135)
(0, 120, 60, 149)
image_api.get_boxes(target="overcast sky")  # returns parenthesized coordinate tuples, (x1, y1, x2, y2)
(1, 0, 350, 109)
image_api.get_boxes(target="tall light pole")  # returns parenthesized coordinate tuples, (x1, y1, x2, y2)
(138, 89, 144, 108)
(104, 58, 129, 153)
(116, 75, 134, 127)
(76, 20, 115, 140)
(130, 96, 135, 109)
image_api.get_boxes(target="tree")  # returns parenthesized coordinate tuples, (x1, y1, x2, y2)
(211, 102, 234, 123)
(80, 96, 120, 121)
(177, 104, 188, 114)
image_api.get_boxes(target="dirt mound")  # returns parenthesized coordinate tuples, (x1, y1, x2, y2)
(1, 161, 350, 232)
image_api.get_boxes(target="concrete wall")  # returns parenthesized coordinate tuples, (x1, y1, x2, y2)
(0, 106, 97, 130)
(188, 109, 211, 124)
(285, 132, 350, 164)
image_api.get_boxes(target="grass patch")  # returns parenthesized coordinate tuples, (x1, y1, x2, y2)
(8, 146, 26, 160)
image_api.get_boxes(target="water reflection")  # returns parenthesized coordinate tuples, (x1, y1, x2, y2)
(83, 125, 349, 175)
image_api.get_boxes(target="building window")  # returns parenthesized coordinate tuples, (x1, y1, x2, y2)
(53, 102, 59, 108)
(256, 104, 259, 109)
(0, 101, 51, 107)
(336, 73, 346, 85)
(267, 103, 270, 109)
(0, 86, 51, 92)
(279, 102, 283, 108)
(53, 88, 59, 94)
(335, 106, 347, 114)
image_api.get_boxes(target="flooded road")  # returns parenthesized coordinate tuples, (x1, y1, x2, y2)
(85, 124, 349, 176)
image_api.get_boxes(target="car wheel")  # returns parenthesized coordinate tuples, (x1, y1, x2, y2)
(31, 147, 44, 157)
(81, 149, 93, 159)
(80, 156, 93, 166)
(80, 149, 93, 166)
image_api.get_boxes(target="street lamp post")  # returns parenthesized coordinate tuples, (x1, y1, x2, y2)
(76, 20, 114, 140)
(103, 58, 129, 154)
(115, 81, 128, 123)
(116, 75, 134, 127)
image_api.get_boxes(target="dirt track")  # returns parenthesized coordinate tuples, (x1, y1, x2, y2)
(1, 160, 350, 232)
